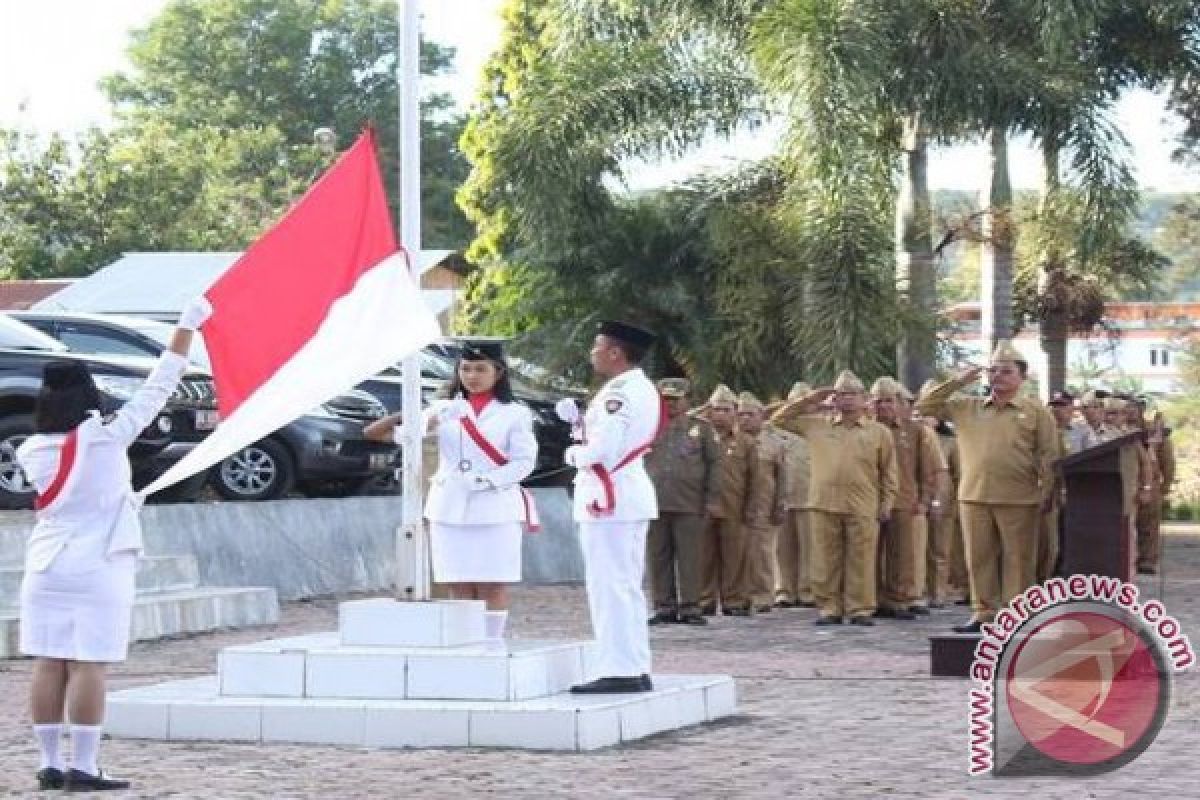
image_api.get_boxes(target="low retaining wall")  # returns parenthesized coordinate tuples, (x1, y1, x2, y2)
(0, 490, 583, 602)
(140, 490, 584, 600)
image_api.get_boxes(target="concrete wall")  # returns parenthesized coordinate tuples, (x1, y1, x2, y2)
(0, 489, 583, 602)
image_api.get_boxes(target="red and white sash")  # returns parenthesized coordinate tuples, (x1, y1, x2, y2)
(582, 394, 669, 517)
(34, 428, 80, 512)
(459, 415, 541, 534)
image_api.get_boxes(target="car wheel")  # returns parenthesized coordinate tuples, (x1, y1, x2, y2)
(213, 438, 295, 501)
(0, 414, 36, 510)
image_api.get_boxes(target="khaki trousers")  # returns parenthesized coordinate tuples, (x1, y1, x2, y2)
(775, 510, 813, 603)
(1035, 502, 1060, 584)
(959, 503, 1039, 623)
(647, 512, 706, 615)
(700, 516, 749, 611)
(926, 509, 955, 604)
(1136, 494, 1164, 571)
(810, 511, 879, 619)
(880, 512, 926, 610)
(948, 503, 968, 590)
(744, 523, 780, 608)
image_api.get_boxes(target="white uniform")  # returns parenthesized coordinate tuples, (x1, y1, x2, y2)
(418, 397, 537, 583)
(565, 368, 661, 678)
(17, 352, 188, 662)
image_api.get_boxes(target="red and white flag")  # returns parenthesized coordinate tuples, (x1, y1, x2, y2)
(143, 128, 440, 495)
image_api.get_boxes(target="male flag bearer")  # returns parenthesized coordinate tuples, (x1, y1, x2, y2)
(558, 321, 662, 693)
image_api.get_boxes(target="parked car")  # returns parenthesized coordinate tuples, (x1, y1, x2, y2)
(0, 314, 216, 508)
(11, 311, 396, 501)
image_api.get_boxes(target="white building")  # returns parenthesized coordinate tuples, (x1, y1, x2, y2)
(944, 301, 1197, 396)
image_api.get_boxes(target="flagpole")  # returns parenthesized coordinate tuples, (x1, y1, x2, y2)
(396, 0, 430, 601)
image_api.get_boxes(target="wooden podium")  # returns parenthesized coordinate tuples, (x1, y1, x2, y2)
(1058, 431, 1142, 582)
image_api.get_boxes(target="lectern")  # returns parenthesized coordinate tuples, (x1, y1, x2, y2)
(1057, 431, 1142, 583)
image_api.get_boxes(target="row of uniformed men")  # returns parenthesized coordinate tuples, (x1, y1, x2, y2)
(643, 340, 1175, 631)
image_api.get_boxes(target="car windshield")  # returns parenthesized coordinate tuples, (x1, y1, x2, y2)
(125, 319, 212, 370)
(0, 314, 68, 351)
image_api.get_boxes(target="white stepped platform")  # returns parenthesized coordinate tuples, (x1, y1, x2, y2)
(106, 598, 737, 750)
(107, 673, 736, 751)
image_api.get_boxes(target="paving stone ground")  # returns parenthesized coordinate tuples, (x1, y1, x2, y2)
(2, 527, 1198, 799)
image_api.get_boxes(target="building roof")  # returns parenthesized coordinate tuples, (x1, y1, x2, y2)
(32, 250, 460, 319)
(0, 280, 74, 310)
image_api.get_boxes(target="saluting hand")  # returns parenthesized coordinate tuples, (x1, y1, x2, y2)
(555, 398, 581, 425)
(957, 365, 985, 384)
(438, 396, 472, 423)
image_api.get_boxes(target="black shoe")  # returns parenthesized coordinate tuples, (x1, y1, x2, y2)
(892, 609, 916, 620)
(648, 611, 677, 625)
(797, 600, 817, 608)
(909, 605, 931, 616)
(815, 615, 843, 626)
(700, 606, 717, 616)
(953, 620, 983, 634)
(726, 607, 751, 617)
(874, 607, 895, 619)
(570, 676, 650, 694)
(1137, 566, 1157, 575)
(775, 599, 797, 608)
(677, 613, 708, 625)
(64, 768, 131, 792)
(954, 598, 970, 606)
(755, 605, 773, 613)
(849, 615, 875, 627)
(37, 767, 64, 790)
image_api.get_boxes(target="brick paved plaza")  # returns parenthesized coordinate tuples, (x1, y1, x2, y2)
(2, 529, 1198, 799)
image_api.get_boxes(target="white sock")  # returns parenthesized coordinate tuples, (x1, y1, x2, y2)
(485, 610, 508, 639)
(33, 724, 64, 771)
(69, 724, 103, 776)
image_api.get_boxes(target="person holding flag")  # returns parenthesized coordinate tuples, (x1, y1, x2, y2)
(365, 341, 537, 637)
(557, 321, 662, 694)
(16, 298, 210, 792)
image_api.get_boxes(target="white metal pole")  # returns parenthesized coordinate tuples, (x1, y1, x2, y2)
(396, 0, 429, 601)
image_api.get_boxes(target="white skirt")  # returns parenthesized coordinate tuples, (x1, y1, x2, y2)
(430, 522, 522, 583)
(19, 553, 137, 662)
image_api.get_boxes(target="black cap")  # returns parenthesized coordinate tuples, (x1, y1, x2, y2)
(1048, 390, 1075, 406)
(460, 340, 505, 362)
(597, 320, 656, 349)
(43, 361, 93, 390)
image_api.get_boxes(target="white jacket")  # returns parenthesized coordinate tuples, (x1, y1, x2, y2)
(17, 352, 188, 574)
(566, 368, 661, 522)
(420, 398, 538, 525)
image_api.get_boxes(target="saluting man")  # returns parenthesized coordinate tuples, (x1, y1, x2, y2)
(916, 341, 1058, 633)
(737, 391, 788, 613)
(557, 320, 662, 694)
(644, 377, 720, 625)
(774, 382, 814, 608)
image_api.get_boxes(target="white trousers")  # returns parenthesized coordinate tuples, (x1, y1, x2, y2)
(579, 519, 652, 678)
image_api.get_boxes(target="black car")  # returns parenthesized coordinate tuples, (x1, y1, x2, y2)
(0, 314, 216, 508)
(11, 311, 396, 501)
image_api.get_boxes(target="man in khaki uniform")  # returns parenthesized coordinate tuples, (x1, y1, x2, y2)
(738, 391, 788, 613)
(871, 378, 944, 620)
(1098, 397, 1152, 577)
(644, 378, 721, 625)
(772, 371, 898, 626)
(1130, 403, 1175, 574)
(698, 385, 757, 616)
(916, 341, 1058, 633)
(918, 379, 965, 606)
(774, 382, 814, 607)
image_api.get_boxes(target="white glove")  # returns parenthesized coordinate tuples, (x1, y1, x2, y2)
(564, 445, 581, 468)
(555, 398, 580, 425)
(178, 296, 213, 331)
(437, 396, 472, 423)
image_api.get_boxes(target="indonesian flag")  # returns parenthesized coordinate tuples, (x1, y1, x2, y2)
(143, 128, 440, 495)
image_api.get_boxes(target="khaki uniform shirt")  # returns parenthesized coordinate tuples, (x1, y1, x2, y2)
(916, 382, 1058, 506)
(743, 428, 787, 526)
(776, 413, 898, 518)
(774, 426, 811, 511)
(644, 415, 721, 515)
(883, 418, 945, 513)
(1155, 437, 1176, 494)
(713, 429, 757, 521)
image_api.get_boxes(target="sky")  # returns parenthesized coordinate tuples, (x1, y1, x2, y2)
(2, 0, 1198, 194)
